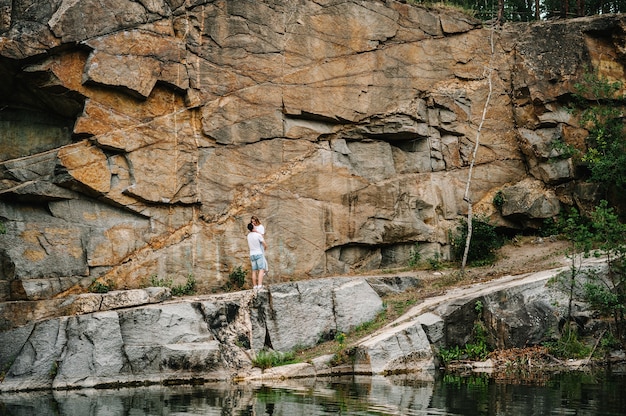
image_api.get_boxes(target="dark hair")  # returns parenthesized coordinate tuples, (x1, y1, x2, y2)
(247, 222, 254, 231)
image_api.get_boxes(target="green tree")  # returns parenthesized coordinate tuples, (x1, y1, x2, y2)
(572, 70, 626, 208)
(559, 207, 594, 322)
(553, 202, 626, 345)
(421, 0, 626, 21)
(585, 200, 626, 340)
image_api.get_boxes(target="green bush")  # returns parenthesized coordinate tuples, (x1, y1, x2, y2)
(549, 201, 626, 346)
(171, 275, 196, 296)
(572, 70, 626, 193)
(439, 345, 463, 365)
(149, 274, 196, 296)
(451, 216, 504, 266)
(438, 301, 492, 364)
(438, 328, 490, 364)
(226, 266, 246, 290)
(252, 349, 297, 370)
(330, 331, 358, 366)
(492, 190, 505, 210)
(428, 253, 444, 270)
(543, 325, 590, 359)
(149, 275, 173, 288)
(407, 243, 421, 268)
(89, 280, 113, 293)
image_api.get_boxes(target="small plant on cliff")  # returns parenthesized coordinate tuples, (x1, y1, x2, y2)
(427, 252, 444, 270)
(89, 279, 114, 293)
(171, 275, 196, 296)
(330, 331, 358, 367)
(492, 190, 505, 211)
(148, 274, 196, 296)
(407, 243, 422, 268)
(225, 265, 246, 290)
(543, 325, 591, 359)
(549, 138, 579, 161)
(49, 361, 58, 378)
(438, 301, 491, 365)
(149, 275, 174, 288)
(252, 349, 297, 370)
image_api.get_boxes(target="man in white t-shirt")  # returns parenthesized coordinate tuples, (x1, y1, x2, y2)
(247, 222, 267, 290)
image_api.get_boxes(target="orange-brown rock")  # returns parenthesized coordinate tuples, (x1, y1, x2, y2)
(0, 1, 624, 300)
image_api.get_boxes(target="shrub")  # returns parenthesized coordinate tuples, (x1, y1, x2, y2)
(89, 279, 113, 293)
(49, 361, 58, 378)
(438, 301, 491, 364)
(149, 274, 196, 296)
(330, 331, 358, 366)
(252, 349, 297, 370)
(549, 201, 626, 346)
(451, 216, 504, 266)
(330, 346, 356, 367)
(572, 69, 626, 194)
(149, 275, 173, 288)
(171, 275, 196, 296)
(543, 325, 590, 359)
(407, 243, 421, 268)
(226, 266, 246, 290)
(428, 253, 444, 270)
(492, 190, 505, 210)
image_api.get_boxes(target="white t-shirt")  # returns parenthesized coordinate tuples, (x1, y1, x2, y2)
(247, 232, 265, 256)
(255, 224, 265, 235)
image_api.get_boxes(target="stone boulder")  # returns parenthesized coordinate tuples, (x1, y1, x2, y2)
(250, 277, 384, 352)
(499, 178, 561, 227)
(0, 258, 609, 391)
(0, 276, 388, 392)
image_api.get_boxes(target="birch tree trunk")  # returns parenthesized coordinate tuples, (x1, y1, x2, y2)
(460, 33, 496, 276)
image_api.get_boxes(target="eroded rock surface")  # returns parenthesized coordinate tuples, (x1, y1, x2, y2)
(0, 275, 391, 392)
(1, 258, 609, 392)
(1, 1, 623, 300)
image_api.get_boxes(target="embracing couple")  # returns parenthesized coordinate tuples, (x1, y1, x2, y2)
(246, 215, 268, 290)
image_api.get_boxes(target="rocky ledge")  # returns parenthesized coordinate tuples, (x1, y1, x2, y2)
(0, 255, 613, 393)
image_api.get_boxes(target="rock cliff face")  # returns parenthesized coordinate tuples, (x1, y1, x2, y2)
(0, 1, 625, 298)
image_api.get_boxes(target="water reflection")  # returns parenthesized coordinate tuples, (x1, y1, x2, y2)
(1, 372, 625, 415)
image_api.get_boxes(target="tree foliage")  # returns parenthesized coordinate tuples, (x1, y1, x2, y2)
(413, 0, 626, 22)
(585, 201, 626, 340)
(553, 202, 626, 345)
(572, 71, 626, 195)
(451, 216, 504, 266)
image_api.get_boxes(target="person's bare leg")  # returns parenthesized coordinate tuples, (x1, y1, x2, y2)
(258, 269, 265, 287)
(252, 270, 258, 288)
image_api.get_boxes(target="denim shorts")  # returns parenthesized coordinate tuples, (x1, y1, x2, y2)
(250, 254, 267, 271)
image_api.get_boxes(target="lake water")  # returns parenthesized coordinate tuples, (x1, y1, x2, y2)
(1, 371, 625, 415)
